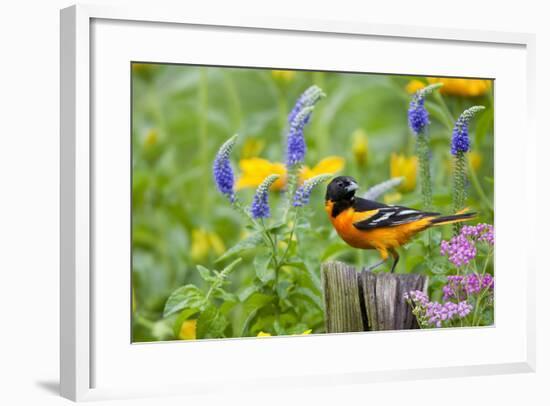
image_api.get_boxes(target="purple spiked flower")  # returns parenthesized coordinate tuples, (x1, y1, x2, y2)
(408, 83, 442, 135)
(286, 86, 325, 166)
(286, 108, 310, 166)
(213, 134, 238, 201)
(293, 174, 332, 207)
(250, 174, 279, 219)
(287, 85, 325, 125)
(451, 106, 485, 155)
(408, 96, 429, 134)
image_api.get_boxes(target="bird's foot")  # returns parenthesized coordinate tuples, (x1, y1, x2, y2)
(363, 259, 386, 272)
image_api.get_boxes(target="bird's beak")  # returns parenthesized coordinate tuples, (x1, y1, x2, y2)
(345, 182, 358, 193)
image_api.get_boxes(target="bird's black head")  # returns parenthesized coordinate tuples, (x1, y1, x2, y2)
(325, 176, 359, 202)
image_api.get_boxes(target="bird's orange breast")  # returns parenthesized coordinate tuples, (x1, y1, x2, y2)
(325, 200, 378, 249)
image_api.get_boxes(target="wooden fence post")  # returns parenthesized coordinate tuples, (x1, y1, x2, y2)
(321, 261, 428, 333)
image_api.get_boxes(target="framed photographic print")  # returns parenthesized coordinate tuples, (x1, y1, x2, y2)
(60, 4, 536, 401)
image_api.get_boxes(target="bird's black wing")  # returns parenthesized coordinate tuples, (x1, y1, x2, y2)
(353, 197, 440, 230)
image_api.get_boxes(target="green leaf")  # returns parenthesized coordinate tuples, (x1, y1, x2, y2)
(254, 249, 274, 284)
(215, 232, 265, 263)
(197, 305, 228, 339)
(291, 287, 323, 310)
(276, 280, 292, 300)
(213, 288, 238, 303)
(239, 292, 275, 336)
(427, 256, 450, 275)
(237, 284, 260, 302)
(197, 265, 213, 281)
(283, 259, 322, 292)
(266, 222, 288, 235)
(163, 285, 205, 317)
(221, 257, 243, 276)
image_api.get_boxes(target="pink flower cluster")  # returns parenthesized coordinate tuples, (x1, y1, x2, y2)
(443, 274, 494, 300)
(404, 290, 473, 328)
(440, 223, 494, 267)
(461, 223, 495, 245)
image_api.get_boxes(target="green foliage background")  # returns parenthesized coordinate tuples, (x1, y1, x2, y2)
(132, 63, 494, 341)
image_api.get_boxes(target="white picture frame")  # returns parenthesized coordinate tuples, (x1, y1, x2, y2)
(60, 3, 536, 402)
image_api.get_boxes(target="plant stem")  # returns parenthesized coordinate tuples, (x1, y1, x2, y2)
(280, 209, 299, 265)
(260, 218, 278, 260)
(416, 132, 433, 211)
(481, 247, 493, 275)
(472, 284, 492, 326)
(452, 152, 466, 235)
(233, 200, 275, 256)
(283, 164, 300, 222)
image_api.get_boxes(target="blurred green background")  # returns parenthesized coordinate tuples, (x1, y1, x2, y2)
(131, 63, 494, 341)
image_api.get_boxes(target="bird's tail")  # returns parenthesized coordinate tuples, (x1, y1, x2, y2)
(430, 209, 477, 226)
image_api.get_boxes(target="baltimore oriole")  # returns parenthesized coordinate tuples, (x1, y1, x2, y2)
(325, 176, 476, 273)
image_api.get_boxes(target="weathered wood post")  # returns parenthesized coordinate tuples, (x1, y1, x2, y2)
(321, 261, 428, 333)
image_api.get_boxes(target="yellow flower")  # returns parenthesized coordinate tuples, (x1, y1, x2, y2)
(271, 70, 296, 83)
(469, 150, 482, 172)
(190, 229, 226, 262)
(427, 77, 491, 97)
(237, 156, 344, 191)
(257, 331, 272, 337)
(351, 129, 369, 166)
(241, 138, 265, 158)
(300, 156, 345, 184)
(406, 79, 426, 94)
(178, 320, 197, 340)
(390, 153, 418, 193)
(236, 158, 287, 190)
(143, 128, 158, 147)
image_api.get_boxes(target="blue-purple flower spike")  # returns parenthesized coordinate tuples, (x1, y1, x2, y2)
(286, 85, 325, 166)
(213, 134, 238, 202)
(451, 106, 485, 155)
(408, 83, 443, 135)
(287, 106, 313, 166)
(287, 85, 325, 125)
(293, 174, 332, 207)
(250, 174, 280, 219)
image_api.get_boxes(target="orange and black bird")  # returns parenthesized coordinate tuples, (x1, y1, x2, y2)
(325, 176, 476, 273)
